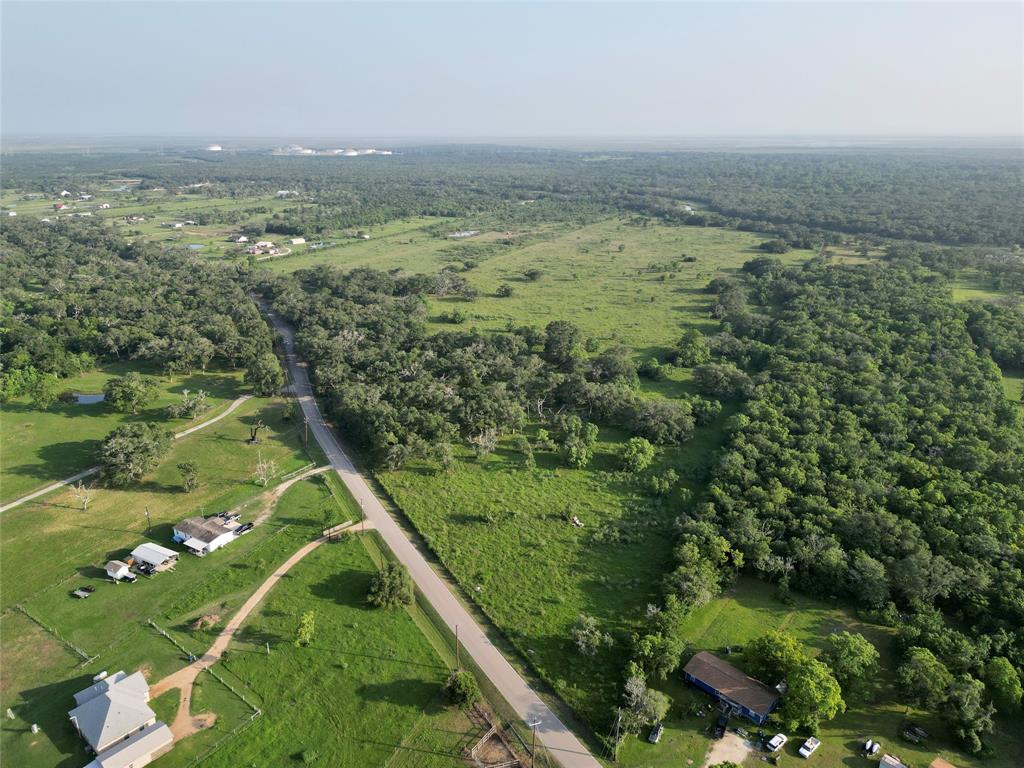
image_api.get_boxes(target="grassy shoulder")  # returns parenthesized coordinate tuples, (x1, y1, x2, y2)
(617, 578, 1024, 768)
(1, 362, 244, 503)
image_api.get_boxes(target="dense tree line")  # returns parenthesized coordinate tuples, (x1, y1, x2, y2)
(632, 257, 1023, 750)
(0, 219, 277, 400)
(259, 266, 695, 468)
(5, 145, 1021, 246)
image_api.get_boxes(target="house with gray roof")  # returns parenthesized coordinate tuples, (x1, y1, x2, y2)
(172, 514, 238, 556)
(68, 670, 173, 766)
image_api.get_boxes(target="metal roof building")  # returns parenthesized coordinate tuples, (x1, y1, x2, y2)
(682, 651, 781, 725)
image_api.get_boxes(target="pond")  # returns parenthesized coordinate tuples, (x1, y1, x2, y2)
(74, 392, 106, 405)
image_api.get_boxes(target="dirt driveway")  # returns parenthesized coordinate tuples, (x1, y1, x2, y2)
(704, 731, 753, 767)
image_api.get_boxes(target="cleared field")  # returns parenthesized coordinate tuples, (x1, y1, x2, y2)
(0, 429, 327, 768)
(1, 363, 244, 504)
(615, 578, 1024, 768)
(1003, 368, 1023, 402)
(199, 501, 459, 767)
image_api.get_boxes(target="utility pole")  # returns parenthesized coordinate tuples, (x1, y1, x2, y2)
(144, 505, 152, 533)
(303, 416, 308, 446)
(527, 718, 541, 762)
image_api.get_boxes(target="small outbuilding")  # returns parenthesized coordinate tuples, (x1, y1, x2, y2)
(682, 651, 780, 725)
(289, 237, 306, 245)
(105, 560, 135, 582)
(881, 756, 910, 768)
(130, 543, 178, 573)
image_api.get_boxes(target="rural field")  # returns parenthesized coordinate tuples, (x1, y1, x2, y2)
(1, 363, 244, 504)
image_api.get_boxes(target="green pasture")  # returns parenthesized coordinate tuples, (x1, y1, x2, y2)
(1, 362, 244, 504)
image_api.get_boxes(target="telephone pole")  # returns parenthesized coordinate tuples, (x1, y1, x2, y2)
(144, 505, 152, 533)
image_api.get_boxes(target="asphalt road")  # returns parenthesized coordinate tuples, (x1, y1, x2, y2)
(263, 304, 603, 768)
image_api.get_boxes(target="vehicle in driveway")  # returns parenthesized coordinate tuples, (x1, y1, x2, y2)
(713, 713, 728, 740)
(766, 733, 787, 752)
(648, 722, 663, 744)
(798, 736, 821, 757)
(71, 586, 95, 599)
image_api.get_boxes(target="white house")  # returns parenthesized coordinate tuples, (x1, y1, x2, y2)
(254, 240, 275, 249)
(5, 211, 16, 217)
(69, 671, 173, 767)
(173, 515, 238, 556)
(130, 543, 178, 573)
(289, 237, 306, 245)
(98, 203, 111, 209)
(60, 190, 71, 197)
(231, 235, 248, 243)
(105, 560, 134, 582)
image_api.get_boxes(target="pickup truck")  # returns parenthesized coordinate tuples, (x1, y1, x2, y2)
(766, 733, 788, 752)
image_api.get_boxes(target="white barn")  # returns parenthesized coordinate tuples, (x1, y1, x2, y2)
(130, 543, 178, 573)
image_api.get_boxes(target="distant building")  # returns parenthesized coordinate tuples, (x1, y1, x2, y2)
(173, 515, 238, 556)
(205, 144, 223, 152)
(5, 211, 16, 217)
(289, 237, 305, 245)
(98, 203, 111, 209)
(55, 203, 69, 210)
(232, 235, 248, 243)
(929, 759, 957, 768)
(682, 651, 780, 725)
(68, 670, 173, 766)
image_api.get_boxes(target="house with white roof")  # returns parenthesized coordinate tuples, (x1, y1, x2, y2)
(68, 670, 173, 767)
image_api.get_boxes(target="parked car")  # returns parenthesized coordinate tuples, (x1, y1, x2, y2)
(713, 714, 728, 740)
(234, 522, 254, 535)
(766, 733, 788, 752)
(900, 723, 928, 744)
(648, 722, 663, 744)
(798, 737, 821, 758)
(71, 586, 95, 599)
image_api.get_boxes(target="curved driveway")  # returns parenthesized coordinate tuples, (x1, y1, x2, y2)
(262, 304, 602, 768)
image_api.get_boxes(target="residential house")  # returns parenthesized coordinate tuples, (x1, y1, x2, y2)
(68, 670, 173, 767)
(55, 203, 69, 210)
(682, 651, 780, 725)
(172, 515, 238, 556)
(289, 237, 306, 245)
(231, 235, 248, 243)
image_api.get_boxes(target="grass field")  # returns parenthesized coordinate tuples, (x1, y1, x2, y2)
(202, 516, 465, 767)
(616, 578, 1024, 768)
(1, 362, 245, 504)
(0, 398, 321, 768)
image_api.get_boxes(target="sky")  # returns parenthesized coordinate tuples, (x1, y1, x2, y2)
(2, 1, 1021, 139)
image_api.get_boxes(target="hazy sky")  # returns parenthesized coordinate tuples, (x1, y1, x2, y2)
(2, 1, 1021, 138)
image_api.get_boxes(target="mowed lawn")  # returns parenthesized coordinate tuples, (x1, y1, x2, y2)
(1, 362, 244, 503)
(0, 448, 323, 768)
(617, 578, 1024, 768)
(0, 396, 309, 609)
(201, 518, 458, 767)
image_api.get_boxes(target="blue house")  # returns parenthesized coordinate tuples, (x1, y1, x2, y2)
(682, 651, 780, 725)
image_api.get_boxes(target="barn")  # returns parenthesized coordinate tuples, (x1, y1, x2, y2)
(682, 651, 780, 725)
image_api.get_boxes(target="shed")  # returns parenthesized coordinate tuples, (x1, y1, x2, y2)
(929, 759, 957, 768)
(290, 237, 306, 245)
(881, 756, 910, 768)
(105, 560, 131, 581)
(682, 651, 780, 725)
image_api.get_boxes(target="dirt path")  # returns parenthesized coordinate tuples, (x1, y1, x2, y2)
(149, 518, 370, 740)
(250, 465, 330, 526)
(0, 394, 254, 514)
(703, 731, 753, 767)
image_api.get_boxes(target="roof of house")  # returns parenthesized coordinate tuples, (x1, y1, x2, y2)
(682, 651, 780, 716)
(929, 759, 957, 768)
(105, 560, 130, 573)
(84, 722, 172, 768)
(881, 756, 910, 768)
(174, 516, 231, 544)
(131, 542, 177, 566)
(69, 671, 154, 751)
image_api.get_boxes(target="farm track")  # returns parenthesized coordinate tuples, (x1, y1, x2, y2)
(0, 395, 253, 514)
(261, 302, 603, 768)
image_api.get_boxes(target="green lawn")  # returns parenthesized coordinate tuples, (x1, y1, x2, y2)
(616, 578, 1024, 768)
(1001, 368, 1023, 403)
(199, 510, 462, 766)
(1, 362, 244, 503)
(0, 396, 311, 609)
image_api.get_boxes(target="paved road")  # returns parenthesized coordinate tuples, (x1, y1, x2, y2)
(263, 304, 602, 768)
(0, 395, 253, 514)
